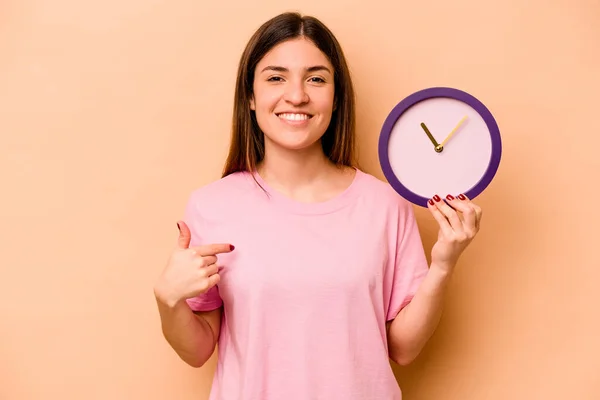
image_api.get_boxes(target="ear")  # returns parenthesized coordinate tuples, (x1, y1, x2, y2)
(250, 96, 255, 110)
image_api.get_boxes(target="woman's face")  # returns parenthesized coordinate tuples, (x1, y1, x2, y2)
(251, 37, 335, 154)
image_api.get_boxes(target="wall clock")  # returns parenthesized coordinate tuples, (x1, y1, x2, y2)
(378, 87, 502, 207)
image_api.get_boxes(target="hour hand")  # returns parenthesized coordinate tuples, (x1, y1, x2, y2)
(420, 122, 442, 152)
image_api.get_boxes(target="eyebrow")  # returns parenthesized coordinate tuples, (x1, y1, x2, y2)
(260, 65, 332, 74)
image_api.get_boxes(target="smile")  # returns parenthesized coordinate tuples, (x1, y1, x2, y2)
(276, 113, 312, 121)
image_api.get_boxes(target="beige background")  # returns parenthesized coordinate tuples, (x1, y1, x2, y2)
(1, 0, 599, 399)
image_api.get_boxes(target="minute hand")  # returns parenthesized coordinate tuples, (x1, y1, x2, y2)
(441, 115, 468, 147)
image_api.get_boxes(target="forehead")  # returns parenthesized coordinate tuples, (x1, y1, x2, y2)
(257, 38, 332, 70)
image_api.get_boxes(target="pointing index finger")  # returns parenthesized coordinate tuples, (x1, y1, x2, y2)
(192, 243, 235, 257)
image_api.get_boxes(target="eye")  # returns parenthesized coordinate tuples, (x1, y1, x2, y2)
(267, 76, 284, 82)
(309, 77, 326, 83)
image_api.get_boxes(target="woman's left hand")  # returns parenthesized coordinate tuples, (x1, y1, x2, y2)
(427, 193, 482, 274)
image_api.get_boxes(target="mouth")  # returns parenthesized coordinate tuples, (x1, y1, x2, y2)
(275, 112, 313, 122)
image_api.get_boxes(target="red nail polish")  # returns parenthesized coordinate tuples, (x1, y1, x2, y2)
(446, 194, 455, 200)
(230, 244, 235, 251)
(458, 194, 466, 200)
(428, 199, 434, 206)
(433, 195, 441, 202)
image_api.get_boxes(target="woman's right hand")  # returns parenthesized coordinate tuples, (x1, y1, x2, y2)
(154, 220, 234, 307)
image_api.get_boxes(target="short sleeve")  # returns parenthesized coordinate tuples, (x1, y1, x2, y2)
(385, 197, 429, 321)
(182, 192, 224, 312)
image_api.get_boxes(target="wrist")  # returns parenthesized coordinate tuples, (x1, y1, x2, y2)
(430, 260, 455, 274)
(154, 285, 184, 309)
(427, 262, 454, 285)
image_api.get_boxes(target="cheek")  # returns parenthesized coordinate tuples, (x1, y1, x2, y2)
(314, 90, 335, 111)
(253, 89, 280, 111)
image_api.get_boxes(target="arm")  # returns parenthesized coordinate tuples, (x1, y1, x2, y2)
(386, 193, 482, 366)
(386, 264, 450, 366)
(154, 217, 231, 368)
(155, 293, 222, 368)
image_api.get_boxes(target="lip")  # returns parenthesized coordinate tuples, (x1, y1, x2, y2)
(275, 111, 313, 117)
(275, 112, 313, 126)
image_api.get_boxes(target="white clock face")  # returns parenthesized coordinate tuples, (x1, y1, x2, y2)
(386, 97, 493, 199)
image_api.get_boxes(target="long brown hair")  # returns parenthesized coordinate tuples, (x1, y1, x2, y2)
(221, 12, 357, 178)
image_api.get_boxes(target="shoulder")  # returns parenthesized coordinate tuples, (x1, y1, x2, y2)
(354, 169, 422, 242)
(354, 168, 413, 213)
(184, 171, 254, 216)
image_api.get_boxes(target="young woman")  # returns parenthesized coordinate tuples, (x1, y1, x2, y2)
(154, 11, 482, 400)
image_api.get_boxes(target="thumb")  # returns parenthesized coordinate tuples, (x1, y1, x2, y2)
(176, 220, 191, 249)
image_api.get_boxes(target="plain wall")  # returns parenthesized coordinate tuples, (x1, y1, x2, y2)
(1, 0, 599, 399)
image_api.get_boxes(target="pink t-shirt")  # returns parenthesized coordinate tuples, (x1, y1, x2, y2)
(183, 168, 429, 400)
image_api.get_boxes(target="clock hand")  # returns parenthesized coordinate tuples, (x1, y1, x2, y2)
(420, 122, 441, 149)
(440, 115, 468, 147)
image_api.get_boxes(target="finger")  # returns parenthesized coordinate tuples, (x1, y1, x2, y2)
(201, 263, 219, 277)
(205, 273, 220, 289)
(457, 194, 483, 229)
(176, 221, 191, 249)
(445, 200, 466, 224)
(196, 255, 218, 267)
(432, 195, 463, 233)
(210, 273, 221, 286)
(427, 197, 453, 236)
(196, 272, 221, 294)
(192, 243, 235, 257)
(446, 195, 477, 231)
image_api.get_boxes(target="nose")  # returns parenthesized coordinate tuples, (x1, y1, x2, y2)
(283, 80, 309, 105)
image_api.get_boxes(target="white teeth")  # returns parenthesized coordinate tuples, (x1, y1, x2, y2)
(278, 113, 310, 121)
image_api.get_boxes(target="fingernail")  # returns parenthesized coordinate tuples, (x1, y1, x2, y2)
(458, 194, 466, 200)
(433, 195, 441, 202)
(446, 194, 455, 200)
(428, 199, 434, 206)
(230, 244, 235, 251)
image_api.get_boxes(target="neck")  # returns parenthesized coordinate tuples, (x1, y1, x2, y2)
(257, 141, 333, 189)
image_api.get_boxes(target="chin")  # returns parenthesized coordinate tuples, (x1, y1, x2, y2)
(265, 133, 323, 152)
(260, 113, 331, 150)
